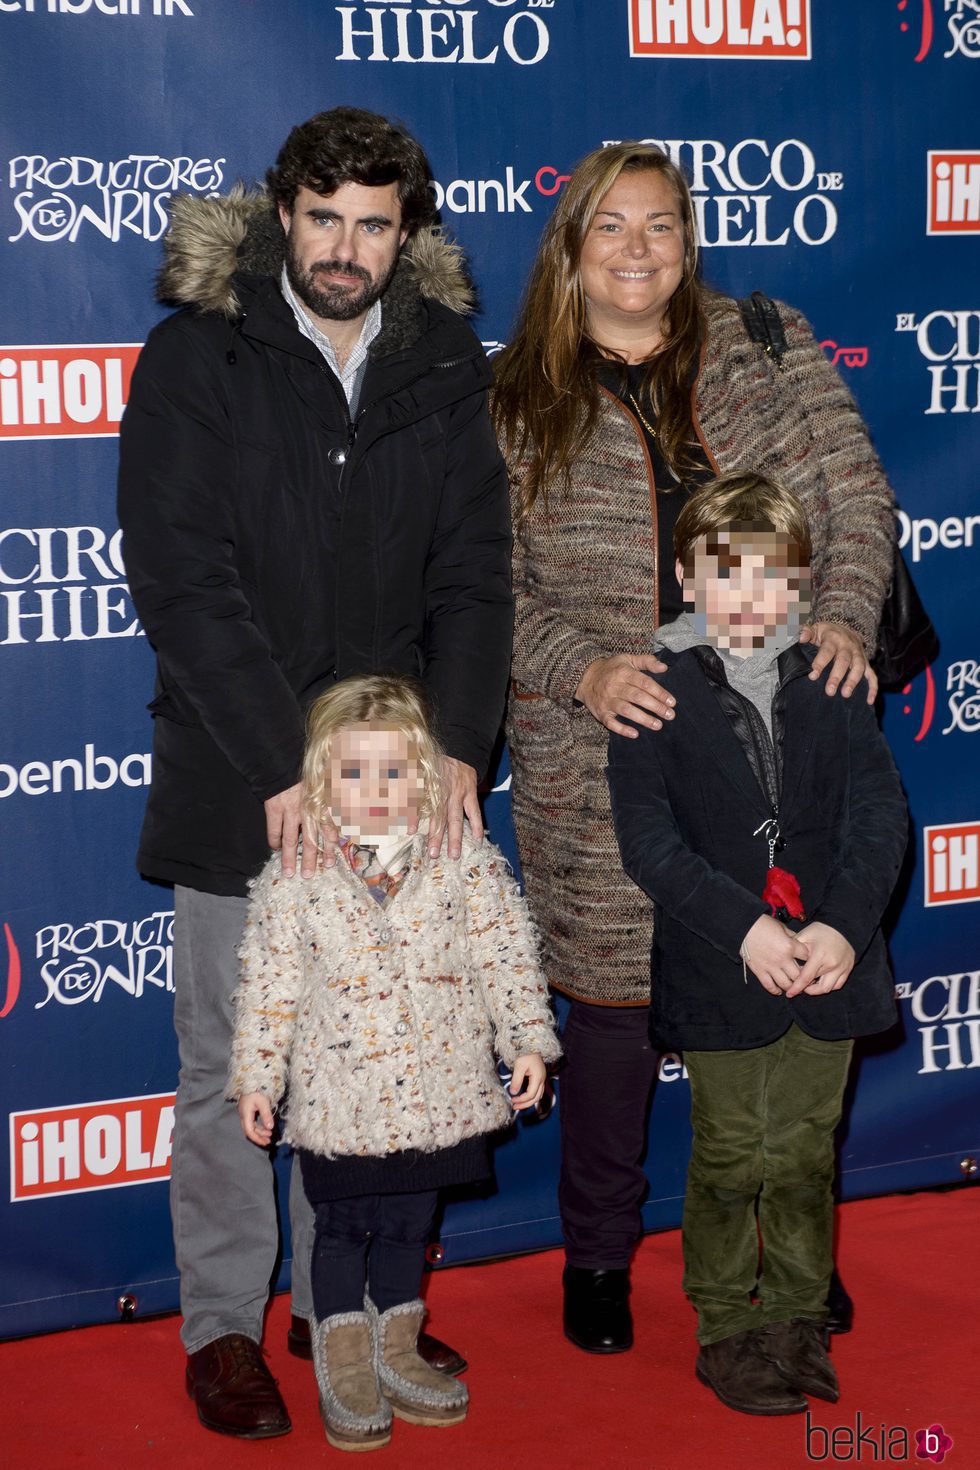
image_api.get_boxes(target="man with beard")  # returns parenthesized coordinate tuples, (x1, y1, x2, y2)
(118, 108, 512, 1439)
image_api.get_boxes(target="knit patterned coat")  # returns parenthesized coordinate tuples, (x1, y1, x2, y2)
(505, 293, 896, 1006)
(228, 830, 561, 1159)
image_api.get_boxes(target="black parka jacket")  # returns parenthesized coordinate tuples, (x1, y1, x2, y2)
(608, 643, 908, 1051)
(118, 192, 513, 895)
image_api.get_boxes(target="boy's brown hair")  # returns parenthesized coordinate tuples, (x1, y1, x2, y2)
(674, 470, 812, 571)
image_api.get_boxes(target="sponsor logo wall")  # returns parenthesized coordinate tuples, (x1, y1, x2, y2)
(0, 0, 976, 1339)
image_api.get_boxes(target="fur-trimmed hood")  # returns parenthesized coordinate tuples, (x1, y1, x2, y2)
(157, 185, 476, 328)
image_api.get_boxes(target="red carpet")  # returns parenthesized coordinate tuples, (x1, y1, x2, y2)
(5, 1189, 976, 1469)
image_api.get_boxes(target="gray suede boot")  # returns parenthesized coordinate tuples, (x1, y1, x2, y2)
(312, 1311, 393, 1452)
(372, 1299, 469, 1427)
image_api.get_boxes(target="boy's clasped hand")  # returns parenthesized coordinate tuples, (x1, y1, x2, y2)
(740, 914, 856, 998)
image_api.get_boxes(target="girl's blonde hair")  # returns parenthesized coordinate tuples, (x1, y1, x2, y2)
(492, 142, 707, 516)
(302, 675, 444, 824)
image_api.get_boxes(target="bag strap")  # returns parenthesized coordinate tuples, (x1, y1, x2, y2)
(737, 291, 788, 370)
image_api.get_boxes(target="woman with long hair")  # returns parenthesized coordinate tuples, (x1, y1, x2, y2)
(493, 143, 894, 1357)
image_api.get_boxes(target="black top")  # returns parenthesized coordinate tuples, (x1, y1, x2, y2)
(596, 361, 712, 626)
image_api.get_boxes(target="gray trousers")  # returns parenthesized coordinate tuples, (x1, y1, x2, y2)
(171, 885, 314, 1353)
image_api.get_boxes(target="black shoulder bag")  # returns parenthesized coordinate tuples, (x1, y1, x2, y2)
(737, 291, 939, 691)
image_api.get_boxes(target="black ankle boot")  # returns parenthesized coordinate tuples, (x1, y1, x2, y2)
(825, 1269, 854, 1335)
(562, 1265, 633, 1354)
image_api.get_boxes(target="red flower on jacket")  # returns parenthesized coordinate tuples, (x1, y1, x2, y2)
(763, 867, 807, 923)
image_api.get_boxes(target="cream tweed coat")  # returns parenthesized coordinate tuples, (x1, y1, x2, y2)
(228, 829, 561, 1160)
(505, 292, 897, 1006)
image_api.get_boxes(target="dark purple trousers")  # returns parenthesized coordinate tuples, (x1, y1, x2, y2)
(557, 998, 659, 1270)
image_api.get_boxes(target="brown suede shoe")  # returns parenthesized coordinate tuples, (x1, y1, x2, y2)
(289, 1313, 467, 1377)
(186, 1333, 291, 1438)
(757, 1318, 840, 1403)
(696, 1330, 808, 1416)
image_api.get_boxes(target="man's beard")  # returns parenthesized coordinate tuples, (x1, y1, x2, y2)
(284, 235, 399, 322)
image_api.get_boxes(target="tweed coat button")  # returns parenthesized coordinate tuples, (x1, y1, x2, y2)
(394, 1020, 409, 1036)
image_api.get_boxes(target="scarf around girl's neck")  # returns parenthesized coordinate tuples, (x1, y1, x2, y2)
(339, 833, 416, 907)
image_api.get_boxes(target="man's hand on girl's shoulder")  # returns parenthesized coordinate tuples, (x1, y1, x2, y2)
(265, 782, 338, 875)
(427, 756, 481, 860)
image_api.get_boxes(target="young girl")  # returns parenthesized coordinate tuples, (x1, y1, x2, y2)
(229, 675, 560, 1453)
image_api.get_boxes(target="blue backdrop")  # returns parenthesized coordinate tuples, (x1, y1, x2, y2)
(2, 0, 978, 1339)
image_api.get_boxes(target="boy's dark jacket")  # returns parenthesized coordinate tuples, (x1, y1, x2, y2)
(118, 191, 512, 896)
(607, 642, 908, 1051)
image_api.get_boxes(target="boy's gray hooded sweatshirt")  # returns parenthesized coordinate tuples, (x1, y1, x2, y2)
(655, 611, 801, 738)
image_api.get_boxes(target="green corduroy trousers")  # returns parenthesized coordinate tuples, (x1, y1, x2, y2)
(683, 1023, 853, 1345)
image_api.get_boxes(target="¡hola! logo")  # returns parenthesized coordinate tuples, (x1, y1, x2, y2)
(927, 151, 980, 234)
(0, 345, 140, 440)
(629, 0, 811, 59)
(9, 1093, 175, 1202)
(335, 0, 555, 66)
(925, 821, 980, 907)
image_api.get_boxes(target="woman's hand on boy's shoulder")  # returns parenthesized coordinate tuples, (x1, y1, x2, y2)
(800, 622, 877, 703)
(575, 653, 675, 737)
(509, 1054, 547, 1111)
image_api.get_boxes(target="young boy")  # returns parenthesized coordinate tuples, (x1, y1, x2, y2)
(607, 471, 908, 1417)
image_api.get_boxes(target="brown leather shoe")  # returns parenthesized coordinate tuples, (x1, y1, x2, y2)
(696, 1330, 808, 1416)
(186, 1333, 291, 1438)
(757, 1318, 840, 1403)
(289, 1313, 467, 1377)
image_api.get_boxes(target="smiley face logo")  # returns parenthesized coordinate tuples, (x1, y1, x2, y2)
(900, 664, 936, 742)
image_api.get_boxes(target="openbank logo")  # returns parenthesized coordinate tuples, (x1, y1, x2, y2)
(925, 821, 980, 907)
(629, 0, 810, 59)
(431, 165, 567, 216)
(7, 154, 223, 245)
(0, 744, 151, 799)
(928, 151, 980, 234)
(895, 309, 980, 414)
(335, 0, 556, 66)
(0, 345, 140, 440)
(0, 525, 142, 645)
(10, 1092, 175, 1202)
(0, 1, 192, 17)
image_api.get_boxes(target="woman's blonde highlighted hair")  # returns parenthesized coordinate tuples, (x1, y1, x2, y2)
(302, 675, 444, 824)
(674, 470, 813, 571)
(492, 142, 707, 517)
